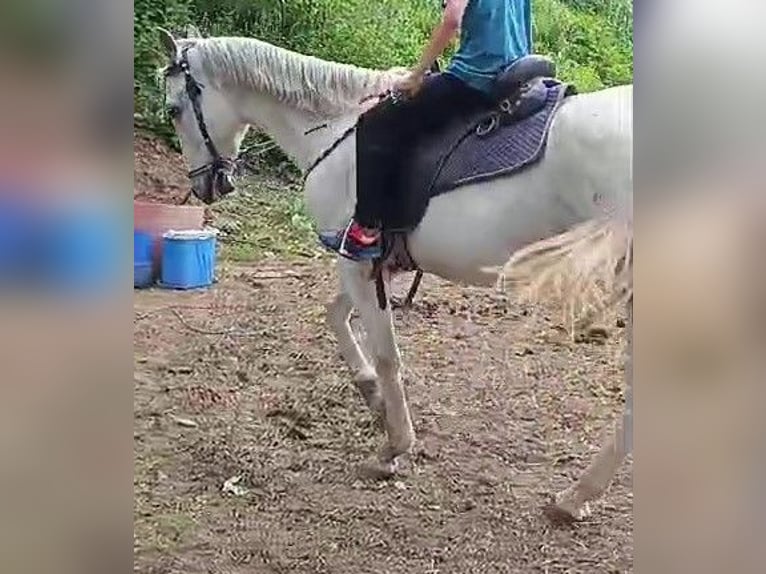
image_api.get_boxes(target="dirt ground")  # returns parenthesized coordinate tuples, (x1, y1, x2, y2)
(134, 135, 632, 573)
(134, 131, 192, 205)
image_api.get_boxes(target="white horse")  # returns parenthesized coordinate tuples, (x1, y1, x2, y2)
(158, 28, 633, 520)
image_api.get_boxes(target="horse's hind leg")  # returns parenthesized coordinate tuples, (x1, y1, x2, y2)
(338, 257, 414, 476)
(325, 273, 382, 413)
(550, 413, 629, 520)
(550, 298, 633, 521)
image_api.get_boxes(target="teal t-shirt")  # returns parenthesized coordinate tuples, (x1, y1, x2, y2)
(446, 0, 533, 94)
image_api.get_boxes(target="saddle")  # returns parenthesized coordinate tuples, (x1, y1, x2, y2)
(491, 54, 557, 101)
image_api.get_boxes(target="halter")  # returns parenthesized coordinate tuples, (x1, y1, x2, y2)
(171, 45, 235, 181)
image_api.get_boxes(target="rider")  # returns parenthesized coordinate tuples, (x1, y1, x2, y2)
(321, 0, 533, 259)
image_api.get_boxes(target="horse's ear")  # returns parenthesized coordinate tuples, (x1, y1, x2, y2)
(157, 27, 178, 60)
(186, 24, 202, 39)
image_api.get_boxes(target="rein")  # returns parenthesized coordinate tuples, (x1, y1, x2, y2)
(303, 123, 359, 178)
(302, 90, 398, 179)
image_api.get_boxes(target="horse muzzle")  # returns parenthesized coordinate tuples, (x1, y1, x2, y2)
(190, 161, 235, 204)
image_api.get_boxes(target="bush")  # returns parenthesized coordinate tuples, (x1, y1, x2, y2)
(535, 0, 632, 91)
(134, 0, 194, 138)
(134, 0, 632, 140)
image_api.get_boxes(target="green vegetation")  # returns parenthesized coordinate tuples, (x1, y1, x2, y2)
(135, 0, 632, 133)
(535, 0, 632, 91)
(213, 180, 319, 262)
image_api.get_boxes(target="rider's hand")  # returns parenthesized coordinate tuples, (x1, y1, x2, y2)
(394, 71, 425, 98)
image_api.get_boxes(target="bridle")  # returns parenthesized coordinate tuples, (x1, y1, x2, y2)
(166, 45, 235, 185)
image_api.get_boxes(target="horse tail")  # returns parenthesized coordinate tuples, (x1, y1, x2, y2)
(486, 217, 632, 333)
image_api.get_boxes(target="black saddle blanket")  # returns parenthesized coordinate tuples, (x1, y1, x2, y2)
(380, 79, 575, 232)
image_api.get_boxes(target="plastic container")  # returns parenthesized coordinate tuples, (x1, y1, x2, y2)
(134, 262, 154, 288)
(134, 230, 154, 265)
(133, 230, 155, 288)
(160, 229, 217, 290)
(134, 201, 205, 277)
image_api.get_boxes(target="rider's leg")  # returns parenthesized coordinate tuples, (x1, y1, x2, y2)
(374, 73, 494, 196)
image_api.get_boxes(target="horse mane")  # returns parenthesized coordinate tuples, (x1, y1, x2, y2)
(182, 37, 399, 115)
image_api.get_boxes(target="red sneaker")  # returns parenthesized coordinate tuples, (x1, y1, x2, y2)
(346, 221, 380, 246)
(318, 220, 382, 260)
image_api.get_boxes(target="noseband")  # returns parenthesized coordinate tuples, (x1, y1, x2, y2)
(174, 45, 234, 181)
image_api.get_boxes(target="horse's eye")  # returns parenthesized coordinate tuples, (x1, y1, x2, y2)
(166, 104, 182, 120)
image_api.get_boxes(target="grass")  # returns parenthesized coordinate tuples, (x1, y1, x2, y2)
(212, 176, 327, 263)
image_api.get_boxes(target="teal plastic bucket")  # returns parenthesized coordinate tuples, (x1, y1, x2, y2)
(160, 229, 217, 289)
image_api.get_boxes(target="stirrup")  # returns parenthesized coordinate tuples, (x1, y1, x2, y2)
(337, 219, 356, 258)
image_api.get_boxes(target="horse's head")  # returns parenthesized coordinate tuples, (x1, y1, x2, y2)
(158, 27, 245, 204)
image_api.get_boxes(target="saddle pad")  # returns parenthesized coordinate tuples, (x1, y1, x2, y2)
(383, 80, 574, 232)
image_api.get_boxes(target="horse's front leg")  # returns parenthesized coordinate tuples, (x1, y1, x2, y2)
(325, 277, 382, 413)
(338, 258, 415, 476)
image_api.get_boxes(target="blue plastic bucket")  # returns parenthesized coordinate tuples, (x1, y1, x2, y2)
(134, 262, 154, 288)
(134, 230, 154, 265)
(133, 230, 155, 288)
(160, 229, 217, 289)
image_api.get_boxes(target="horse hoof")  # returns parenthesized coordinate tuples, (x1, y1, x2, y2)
(543, 494, 591, 526)
(353, 377, 384, 414)
(543, 503, 577, 527)
(358, 457, 399, 481)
